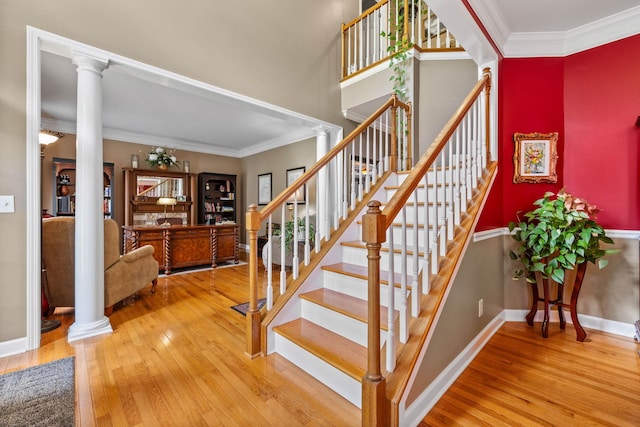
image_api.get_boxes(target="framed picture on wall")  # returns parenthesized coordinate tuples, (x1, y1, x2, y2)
(258, 173, 272, 205)
(513, 132, 558, 184)
(286, 166, 305, 204)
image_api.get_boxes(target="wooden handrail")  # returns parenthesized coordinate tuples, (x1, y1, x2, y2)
(342, 0, 389, 30)
(256, 95, 410, 223)
(382, 68, 491, 227)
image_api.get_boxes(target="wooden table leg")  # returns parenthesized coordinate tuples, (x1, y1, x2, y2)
(541, 277, 550, 338)
(570, 263, 588, 342)
(526, 279, 539, 326)
(557, 281, 566, 330)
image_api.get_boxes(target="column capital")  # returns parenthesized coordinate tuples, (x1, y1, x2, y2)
(313, 126, 331, 137)
(71, 50, 109, 74)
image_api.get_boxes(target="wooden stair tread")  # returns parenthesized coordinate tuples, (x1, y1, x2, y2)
(300, 288, 396, 330)
(321, 262, 406, 287)
(273, 318, 367, 381)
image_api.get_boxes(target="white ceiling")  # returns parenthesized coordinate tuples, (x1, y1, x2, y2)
(40, 1, 640, 157)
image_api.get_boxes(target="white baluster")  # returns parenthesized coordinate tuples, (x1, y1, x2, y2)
(400, 208, 408, 341)
(454, 128, 462, 225)
(439, 153, 447, 257)
(358, 134, 364, 201)
(411, 189, 419, 316)
(421, 174, 430, 294)
(266, 216, 273, 310)
(386, 227, 396, 372)
(292, 192, 299, 279)
(280, 207, 286, 294)
(447, 140, 455, 239)
(431, 154, 439, 275)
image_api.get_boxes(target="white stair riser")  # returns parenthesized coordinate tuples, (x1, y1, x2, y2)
(386, 205, 448, 224)
(342, 245, 423, 272)
(300, 299, 387, 348)
(274, 334, 362, 408)
(385, 186, 465, 203)
(359, 222, 440, 247)
(322, 270, 410, 311)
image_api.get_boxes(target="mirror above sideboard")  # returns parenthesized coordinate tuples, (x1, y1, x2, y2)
(135, 174, 185, 199)
(123, 167, 196, 226)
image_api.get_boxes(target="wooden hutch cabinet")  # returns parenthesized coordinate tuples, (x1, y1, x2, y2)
(122, 167, 239, 273)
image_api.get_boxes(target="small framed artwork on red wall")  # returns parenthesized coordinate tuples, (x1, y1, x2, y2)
(513, 132, 558, 183)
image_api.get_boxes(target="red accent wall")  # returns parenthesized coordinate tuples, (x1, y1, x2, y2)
(477, 57, 565, 230)
(477, 34, 640, 231)
(564, 35, 640, 230)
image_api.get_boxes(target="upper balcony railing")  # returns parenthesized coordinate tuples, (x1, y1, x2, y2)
(341, 0, 463, 79)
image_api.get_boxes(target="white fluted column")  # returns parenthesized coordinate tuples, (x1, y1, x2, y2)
(68, 52, 112, 342)
(314, 127, 330, 240)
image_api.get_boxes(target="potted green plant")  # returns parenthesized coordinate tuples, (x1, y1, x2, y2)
(275, 217, 315, 250)
(508, 189, 617, 284)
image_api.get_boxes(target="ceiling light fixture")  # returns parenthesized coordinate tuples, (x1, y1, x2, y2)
(39, 129, 65, 145)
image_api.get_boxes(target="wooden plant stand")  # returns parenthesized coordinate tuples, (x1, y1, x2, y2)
(526, 262, 588, 341)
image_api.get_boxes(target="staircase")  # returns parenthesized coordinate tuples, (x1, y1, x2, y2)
(245, 70, 494, 425)
(271, 161, 496, 409)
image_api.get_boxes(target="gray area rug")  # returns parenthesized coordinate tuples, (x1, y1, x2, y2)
(0, 356, 75, 426)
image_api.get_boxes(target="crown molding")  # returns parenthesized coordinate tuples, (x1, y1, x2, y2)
(467, 1, 640, 58)
(41, 117, 322, 159)
(465, 0, 510, 54)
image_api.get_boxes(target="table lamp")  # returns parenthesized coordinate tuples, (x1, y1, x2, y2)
(157, 197, 177, 226)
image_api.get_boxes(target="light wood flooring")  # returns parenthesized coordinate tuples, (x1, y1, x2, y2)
(1, 253, 639, 426)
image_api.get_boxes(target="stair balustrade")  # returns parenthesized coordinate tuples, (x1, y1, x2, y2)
(361, 68, 493, 425)
(245, 95, 411, 358)
(341, 0, 463, 79)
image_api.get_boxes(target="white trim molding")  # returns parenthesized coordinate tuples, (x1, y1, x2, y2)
(403, 313, 505, 426)
(468, 0, 640, 58)
(505, 310, 637, 338)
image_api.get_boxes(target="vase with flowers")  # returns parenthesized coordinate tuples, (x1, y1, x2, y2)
(508, 189, 618, 340)
(145, 146, 179, 170)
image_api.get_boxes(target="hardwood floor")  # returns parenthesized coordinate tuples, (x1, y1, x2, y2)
(1, 254, 638, 426)
(1, 257, 360, 426)
(421, 322, 640, 427)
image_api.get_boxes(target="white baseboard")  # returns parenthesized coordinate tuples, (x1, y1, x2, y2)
(402, 313, 505, 427)
(0, 337, 27, 359)
(505, 309, 636, 337)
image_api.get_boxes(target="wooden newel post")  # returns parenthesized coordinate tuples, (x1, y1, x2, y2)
(361, 201, 389, 426)
(245, 204, 262, 358)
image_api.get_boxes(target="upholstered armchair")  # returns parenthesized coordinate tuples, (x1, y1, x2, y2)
(42, 217, 159, 315)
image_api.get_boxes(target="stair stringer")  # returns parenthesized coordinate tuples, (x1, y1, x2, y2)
(263, 172, 397, 355)
(387, 163, 498, 426)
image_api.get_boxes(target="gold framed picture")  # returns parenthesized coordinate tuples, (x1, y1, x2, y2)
(513, 132, 558, 184)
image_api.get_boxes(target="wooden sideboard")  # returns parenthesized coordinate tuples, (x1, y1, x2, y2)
(123, 224, 239, 274)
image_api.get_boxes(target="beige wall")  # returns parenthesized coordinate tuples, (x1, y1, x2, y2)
(407, 236, 505, 405)
(0, 0, 358, 342)
(418, 59, 478, 154)
(242, 137, 317, 234)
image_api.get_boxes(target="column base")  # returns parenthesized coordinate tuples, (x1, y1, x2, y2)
(68, 316, 113, 342)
